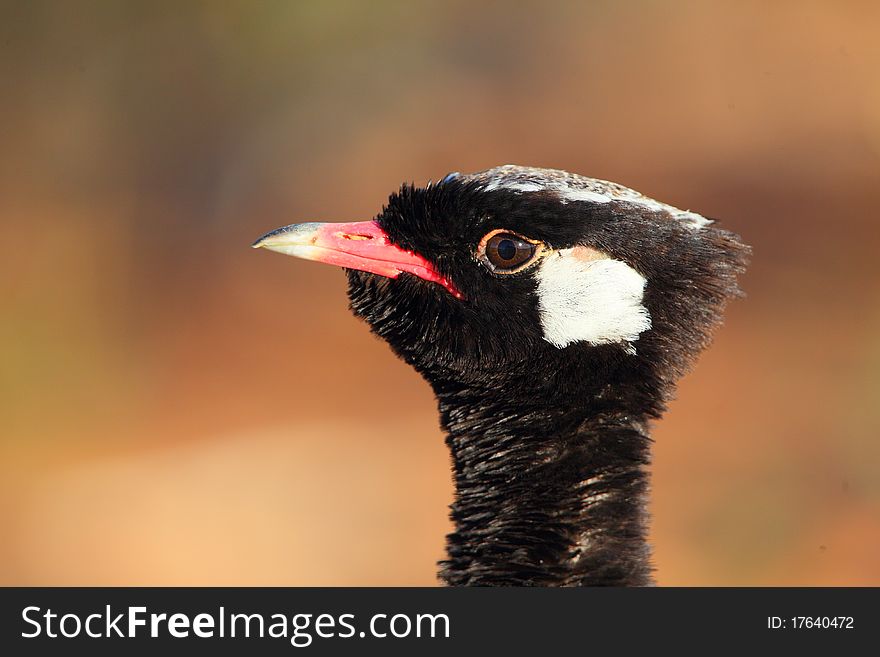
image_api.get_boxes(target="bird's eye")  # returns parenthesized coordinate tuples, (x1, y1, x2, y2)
(478, 230, 543, 273)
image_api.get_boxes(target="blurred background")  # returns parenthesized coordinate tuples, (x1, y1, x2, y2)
(2, 0, 878, 586)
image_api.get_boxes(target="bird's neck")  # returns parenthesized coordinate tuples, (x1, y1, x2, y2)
(432, 371, 655, 586)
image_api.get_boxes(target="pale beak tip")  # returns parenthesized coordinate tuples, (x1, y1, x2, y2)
(251, 232, 276, 249)
(252, 224, 307, 251)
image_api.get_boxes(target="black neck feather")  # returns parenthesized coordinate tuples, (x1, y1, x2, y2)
(430, 360, 656, 587)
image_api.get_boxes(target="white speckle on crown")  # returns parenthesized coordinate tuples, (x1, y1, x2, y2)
(470, 165, 711, 230)
(536, 247, 652, 351)
(482, 180, 543, 193)
(557, 188, 612, 204)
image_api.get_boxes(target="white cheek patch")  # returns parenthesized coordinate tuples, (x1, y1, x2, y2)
(536, 247, 651, 352)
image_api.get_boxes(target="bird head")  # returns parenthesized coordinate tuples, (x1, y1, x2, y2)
(254, 166, 748, 401)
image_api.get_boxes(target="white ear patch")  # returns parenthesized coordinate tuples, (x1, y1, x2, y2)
(536, 247, 651, 351)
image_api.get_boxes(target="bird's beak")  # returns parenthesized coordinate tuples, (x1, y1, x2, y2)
(252, 220, 463, 298)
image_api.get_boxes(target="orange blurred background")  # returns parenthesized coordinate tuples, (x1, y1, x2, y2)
(2, 1, 878, 586)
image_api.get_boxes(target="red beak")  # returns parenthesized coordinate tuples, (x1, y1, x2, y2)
(252, 220, 463, 299)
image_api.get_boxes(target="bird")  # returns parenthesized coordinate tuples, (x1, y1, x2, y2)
(252, 165, 749, 586)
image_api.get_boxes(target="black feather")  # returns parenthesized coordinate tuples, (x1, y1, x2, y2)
(342, 166, 749, 586)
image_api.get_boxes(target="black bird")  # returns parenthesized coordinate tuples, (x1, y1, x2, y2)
(253, 165, 749, 586)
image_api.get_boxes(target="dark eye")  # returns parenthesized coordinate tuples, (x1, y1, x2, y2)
(479, 231, 542, 273)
